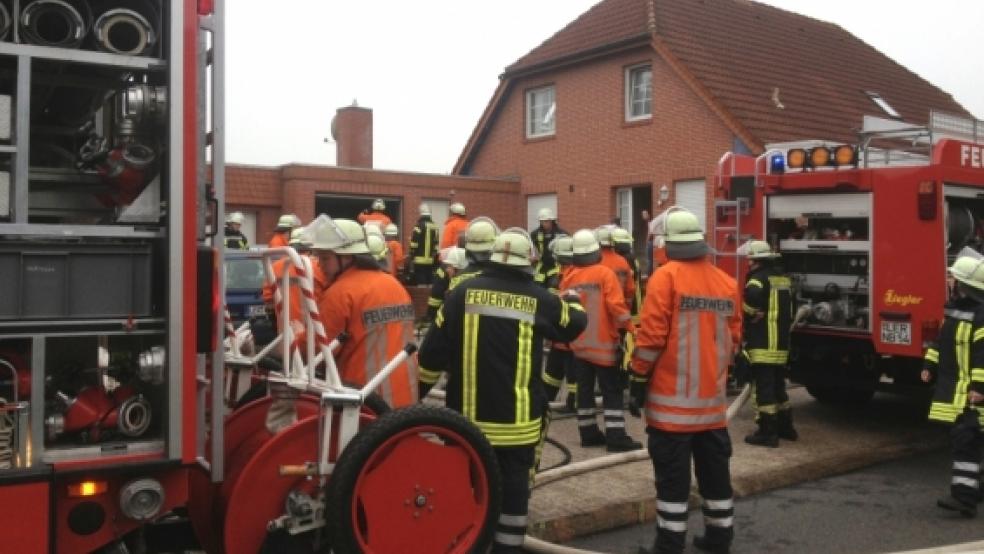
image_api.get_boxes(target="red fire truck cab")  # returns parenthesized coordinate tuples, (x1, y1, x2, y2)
(715, 115, 984, 403)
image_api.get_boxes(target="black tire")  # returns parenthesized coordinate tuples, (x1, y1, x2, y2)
(324, 405, 501, 554)
(806, 384, 875, 405)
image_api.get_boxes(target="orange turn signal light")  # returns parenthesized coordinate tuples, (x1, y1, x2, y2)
(787, 149, 807, 169)
(833, 145, 856, 166)
(809, 147, 832, 167)
(68, 480, 108, 498)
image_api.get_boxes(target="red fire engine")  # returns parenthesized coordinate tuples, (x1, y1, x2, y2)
(715, 114, 984, 404)
(0, 1, 499, 553)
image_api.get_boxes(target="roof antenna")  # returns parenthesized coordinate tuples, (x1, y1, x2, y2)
(771, 87, 785, 110)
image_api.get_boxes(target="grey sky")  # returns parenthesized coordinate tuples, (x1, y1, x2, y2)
(225, 0, 983, 173)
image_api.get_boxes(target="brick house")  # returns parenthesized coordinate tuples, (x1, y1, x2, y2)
(454, 0, 973, 256)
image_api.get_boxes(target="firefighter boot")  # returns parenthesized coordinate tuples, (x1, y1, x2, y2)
(693, 534, 732, 554)
(777, 409, 799, 441)
(937, 495, 977, 518)
(744, 413, 779, 448)
(579, 425, 607, 447)
(606, 430, 642, 452)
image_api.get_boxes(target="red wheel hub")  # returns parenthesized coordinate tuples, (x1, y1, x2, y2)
(351, 425, 491, 553)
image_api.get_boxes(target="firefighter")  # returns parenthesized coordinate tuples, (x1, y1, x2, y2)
(629, 207, 741, 554)
(418, 228, 587, 553)
(440, 201, 470, 249)
(224, 211, 249, 250)
(649, 207, 682, 272)
(564, 229, 641, 452)
(268, 214, 300, 248)
(612, 227, 642, 317)
(922, 253, 984, 517)
(310, 217, 417, 407)
(407, 203, 440, 286)
(542, 234, 579, 413)
(739, 240, 796, 448)
(448, 216, 499, 290)
(262, 227, 329, 325)
(357, 197, 392, 229)
(597, 225, 636, 309)
(530, 207, 568, 288)
(384, 223, 405, 276)
(425, 246, 470, 321)
(365, 231, 390, 272)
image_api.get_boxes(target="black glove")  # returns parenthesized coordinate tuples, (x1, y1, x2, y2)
(732, 350, 751, 387)
(629, 375, 648, 417)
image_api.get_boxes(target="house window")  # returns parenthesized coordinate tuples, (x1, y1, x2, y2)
(625, 64, 652, 121)
(526, 86, 556, 138)
(865, 91, 901, 119)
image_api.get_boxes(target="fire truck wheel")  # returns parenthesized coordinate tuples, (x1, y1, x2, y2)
(323, 405, 501, 554)
(806, 384, 875, 405)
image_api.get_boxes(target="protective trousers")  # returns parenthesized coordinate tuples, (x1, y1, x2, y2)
(543, 347, 576, 402)
(750, 363, 790, 416)
(647, 428, 734, 554)
(575, 358, 627, 438)
(950, 409, 984, 506)
(413, 263, 434, 286)
(492, 446, 535, 553)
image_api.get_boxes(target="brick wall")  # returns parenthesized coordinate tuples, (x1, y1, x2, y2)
(463, 46, 736, 234)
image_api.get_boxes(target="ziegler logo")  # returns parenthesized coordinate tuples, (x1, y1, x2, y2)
(884, 289, 923, 307)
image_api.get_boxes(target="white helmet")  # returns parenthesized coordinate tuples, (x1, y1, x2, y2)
(366, 233, 388, 261)
(384, 223, 398, 237)
(226, 211, 245, 225)
(595, 225, 616, 247)
(664, 209, 703, 243)
(371, 198, 386, 211)
(611, 227, 633, 245)
(419, 203, 432, 217)
(490, 228, 536, 268)
(649, 206, 688, 237)
(738, 239, 779, 260)
(309, 216, 370, 255)
(363, 223, 385, 240)
(439, 247, 469, 270)
(450, 202, 466, 216)
(465, 217, 499, 254)
(276, 214, 296, 230)
(550, 235, 574, 259)
(288, 227, 312, 249)
(537, 207, 555, 222)
(571, 229, 600, 255)
(950, 253, 984, 291)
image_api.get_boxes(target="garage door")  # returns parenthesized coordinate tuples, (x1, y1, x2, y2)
(527, 194, 557, 232)
(674, 179, 707, 232)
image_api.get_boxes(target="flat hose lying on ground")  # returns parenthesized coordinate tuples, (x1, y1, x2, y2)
(524, 384, 752, 553)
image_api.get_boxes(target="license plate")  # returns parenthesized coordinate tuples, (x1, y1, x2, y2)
(880, 321, 911, 345)
(247, 304, 266, 317)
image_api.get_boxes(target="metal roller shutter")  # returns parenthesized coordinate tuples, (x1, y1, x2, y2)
(674, 180, 707, 232)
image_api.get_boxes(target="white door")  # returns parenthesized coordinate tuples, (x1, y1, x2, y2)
(675, 180, 707, 232)
(424, 198, 450, 241)
(615, 187, 633, 231)
(526, 194, 557, 232)
(241, 211, 257, 247)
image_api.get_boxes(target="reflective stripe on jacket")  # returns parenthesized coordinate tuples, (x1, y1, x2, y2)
(925, 298, 984, 424)
(409, 217, 439, 265)
(318, 267, 417, 407)
(632, 258, 741, 433)
(743, 266, 793, 365)
(561, 263, 633, 366)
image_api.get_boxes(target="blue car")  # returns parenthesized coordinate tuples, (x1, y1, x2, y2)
(224, 250, 275, 344)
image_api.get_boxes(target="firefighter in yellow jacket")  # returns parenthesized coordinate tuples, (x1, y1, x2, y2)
(630, 208, 742, 554)
(923, 252, 984, 517)
(418, 228, 587, 553)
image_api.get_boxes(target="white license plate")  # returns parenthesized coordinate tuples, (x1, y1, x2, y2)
(247, 304, 266, 317)
(881, 321, 911, 345)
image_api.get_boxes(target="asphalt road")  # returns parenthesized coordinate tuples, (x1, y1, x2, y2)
(560, 447, 983, 554)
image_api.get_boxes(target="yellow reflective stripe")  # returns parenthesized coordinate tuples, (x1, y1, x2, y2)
(463, 313, 479, 419)
(957, 322, 972, 409)
(972, 369, 984, 382)
(435, 310, 444, 327)
(758, 403, 778, 415)
(476, 418, 542, 446)
(924, 348, 939, 363)
(427, 297, 443, 308)
(424, 223, 433, 257)
(747, 279, 763, 288)
(742, 302, 758, 315)
(560, 300, 570, 327)
(975, 328, 984, 342)
(516, 321, 533, 424)
(747, 349, 789, 364)
(542, 371, 563, 387)
(419, 366, 442, 384)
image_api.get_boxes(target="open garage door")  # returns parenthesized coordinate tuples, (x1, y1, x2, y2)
(315, 194, 402, 230)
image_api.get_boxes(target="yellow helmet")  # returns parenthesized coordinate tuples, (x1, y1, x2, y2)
(419, 203, 432, 217)
(439, 247, 469, 270)
(738, 239, 779, 260)
(450, 202, 466, 216)
(537, 207, 555, 221)
(571, 229, 600, 255)
(311, 217, 369, 255)
(950, 255, 984, 291)
(226, 211, 245, 225)
(288, 227, 312, 249)
(664, 209, 703, 243)
(611, 227, 633, 245)
(491, 228, 535, 268)
(550, 235, 574, 261)
(276, 214, 296, 229)
(465, 216, 499, 253)
(371, 198, 386, 211)
(595, 226, 615, 247)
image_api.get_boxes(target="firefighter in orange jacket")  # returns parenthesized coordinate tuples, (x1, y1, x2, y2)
(357, 198, 392, 229)
(418, 228, 587, 553)
(310, 217, 417, 408)
(564, 229, 641, 452)
(440, 201, 470, 249)
(630, 208, 741, 554)
(262, 228, 329, 326)
(383, 223, 405, 276)
(597, 225, 636, 309)
(268, 214, 299, 248)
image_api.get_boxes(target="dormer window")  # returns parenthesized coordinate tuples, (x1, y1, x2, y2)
(865, 91, 901, 119)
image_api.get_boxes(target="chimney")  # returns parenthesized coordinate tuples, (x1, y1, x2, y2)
(331, 102, 373, 168)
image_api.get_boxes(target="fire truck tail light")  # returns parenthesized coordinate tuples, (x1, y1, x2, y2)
(787, 149, 807, 169)
(809, 147, 832, 167)
(68, 480, 108, 498)
(918, 181, 937, 220)
(198, 0, 214, 15)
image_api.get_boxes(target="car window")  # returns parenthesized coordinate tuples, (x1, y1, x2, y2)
(226, 258, 265, 289)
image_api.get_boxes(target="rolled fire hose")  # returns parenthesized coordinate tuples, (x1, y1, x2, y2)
(522, 384, 753, 554)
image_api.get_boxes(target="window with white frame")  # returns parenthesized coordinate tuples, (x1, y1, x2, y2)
(526, 86, 556, 138)
(625, 64, 652, 121)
